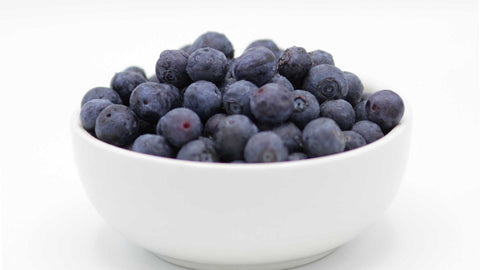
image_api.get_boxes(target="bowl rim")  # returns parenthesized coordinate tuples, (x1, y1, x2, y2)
(72, 96, 411, 170)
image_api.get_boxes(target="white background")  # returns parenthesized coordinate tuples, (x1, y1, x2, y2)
(1, 0, 479, 269)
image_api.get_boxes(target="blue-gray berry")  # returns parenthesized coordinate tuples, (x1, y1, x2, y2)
(95, 104, 139, 146)
(157, 108, 203, 148)
(244, 132, 288, 163)
(81, 99, 113, 132)
(132, 134, 172, 157)
(302, 118, 345, 157)
(351, 120, 384, 144)
(183, 80, 222, 121)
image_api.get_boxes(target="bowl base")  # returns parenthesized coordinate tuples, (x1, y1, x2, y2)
(155, 249, 335, 270)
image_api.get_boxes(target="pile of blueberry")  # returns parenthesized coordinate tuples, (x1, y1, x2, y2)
(80, 31, 405, 163)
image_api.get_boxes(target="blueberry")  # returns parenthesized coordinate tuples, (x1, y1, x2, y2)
(180, 44, 191, 53)
(250, 83, 294, 124)
(81, 87, 122, 107)
(269, 74, 294, 92)
(234, 47, 277, 86)
(214, 115, 258, 161)
(245, 39, 282, 58)
(187, 48, 228, 84)
(155, 50, 191, 88)
(302, 118, 345, 157)
(303, 64, 348, 103)
(177, 137, 219, 162)
(110, 71, 147, 105)
(272, 122, 303, 153)
(124, 66, 147, 78)
(320, 99, 356, 130)
(366, 90, 405, 131)
(343, 131, 367, 151)
(204, 113, 226, 139)
(244, 132, 288, 163)
(157, 108, 203, 148)
(309, 50, 335, 66)
(343, 71, 364, 106)
(80, 99, 113, 132)
(148, 75, 160, 83)
(290, 90, 320, 128)
(278, 46, 312, 87)
(223, 80, 257, 117)
(288, 152, 308, 161)
(351, 120, 384, 144)
(95, 104, 139, 146)
(354, 100, 367, 121)
(189, 31, 234, 59)
(183, 80, 222, 121)
(129, 82, 175, 123)
(132, 134, 172, 157)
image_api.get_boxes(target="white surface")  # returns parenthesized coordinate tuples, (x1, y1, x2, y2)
(71, 99, 410, 269)
(1, 0, 479, 269)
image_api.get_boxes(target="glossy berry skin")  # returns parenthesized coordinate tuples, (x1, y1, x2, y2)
(303, 64, 348, 103)
(343, 131, 367, 151)
(95, 104, 139, 146)
(223, 80, 257, 117)
(124, 66, 147, 78)
(129, 82, 174, 123)
(189, 31, 234, 59)
(155, 50, 191, 89)
(344, 71, 364, 106)
(309, 50, 335, 66)
(204, 113, 226, 139)
(156, 108, 203, 148)
(81, 87, 122, 107)
(110, 71, 147, 105)
(214, 115, 258, 161)
(250, 83, 294, 125)
(278, 46, 312, 87)
(269, 74, 294, 92)
(302, 118, 345, 157)
(354, 100, 367, 121)
(183, 80, 222, 121)
(351, 120, 384, 144)
(366, 90, 405, 131)
(290, 90, 320, 128)
(186, 48, 228, 84)
(272, 122, 303, 153)
(320, 99, 356, 130)
(80, 99, 113, 132)
(245, 39, 282, 58)
(132, 134, 172, 157)
(177, 137, 219, 162)
(234, 47, 277, 86)
(244, 132, 288, 163)
(288, 152, 308, 161)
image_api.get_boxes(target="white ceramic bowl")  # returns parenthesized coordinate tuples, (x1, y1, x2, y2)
(72, 88, 411, 270)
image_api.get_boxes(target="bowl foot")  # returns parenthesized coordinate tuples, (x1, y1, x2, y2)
(155, 249, 335, 270)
